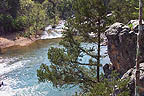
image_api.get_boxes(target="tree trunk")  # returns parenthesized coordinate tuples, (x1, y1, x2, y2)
(97, 20, 101, 82)
(135, 0, 143, 95)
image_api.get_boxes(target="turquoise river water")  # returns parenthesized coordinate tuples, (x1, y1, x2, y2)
(0, 39, 110, 96)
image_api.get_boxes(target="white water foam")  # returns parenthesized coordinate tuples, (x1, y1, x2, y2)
(41, 31, 63, 40)
(41, 20, 65, 40)
(0, 77, 17, 96)
(1, 82, 58, 96)
(45, 25, 52, 31)
(0, 57, 29, 96)
(0, 58, 25, 76)
(0, 70, 48, 96)
(15, 83, 49, 96)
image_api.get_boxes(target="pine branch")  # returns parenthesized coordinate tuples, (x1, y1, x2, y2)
(71, 61, 96, 66)
(69, 33, 99, 59)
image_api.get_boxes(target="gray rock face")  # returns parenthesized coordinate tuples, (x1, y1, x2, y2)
(105, 20, 144, 96)
(106, 22, 137, 75)
(122, 63, 144, 96)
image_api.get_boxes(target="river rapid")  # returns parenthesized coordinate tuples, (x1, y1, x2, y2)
(0, 39, 82, 96)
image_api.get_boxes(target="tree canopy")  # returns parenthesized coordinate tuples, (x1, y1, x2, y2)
(0, 0, 142, 36)
(0, 0, 73, 36)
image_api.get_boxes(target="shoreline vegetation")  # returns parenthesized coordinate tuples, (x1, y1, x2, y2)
(0, 29, 107, 53)
(0, 0, 73, 53)
(0, 19, 64, 53)
(0, 0, 73, 51)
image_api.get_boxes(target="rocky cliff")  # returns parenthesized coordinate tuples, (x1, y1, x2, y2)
(105, 21, 139, 75)
(105, 20, 144, 95)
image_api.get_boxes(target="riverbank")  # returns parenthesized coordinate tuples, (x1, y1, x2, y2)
(0, 34, 40, 53)
(0, 20, 65, 53)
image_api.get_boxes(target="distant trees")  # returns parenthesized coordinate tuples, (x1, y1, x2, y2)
(57, 0, 73, 19)
(42, 0, 73, 25)
(109, 0, 137, 23)
(0, 0, 142, 36)
(0, 0, 20, 35)
(0, 0, 48, 36)
(0, 0, 73, 36)
(17, 0, 49, 37)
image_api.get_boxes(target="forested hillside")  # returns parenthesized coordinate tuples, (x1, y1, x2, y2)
(0, 0, 141, 37)
(0, 0, 73, 37)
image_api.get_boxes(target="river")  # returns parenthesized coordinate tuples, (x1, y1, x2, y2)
(0, 39, 81, 96)
(0, 21, 110, 96)
(0, 39, 110, 96)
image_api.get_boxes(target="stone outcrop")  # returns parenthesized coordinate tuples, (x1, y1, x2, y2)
(106, 21, 138, 75)
(122, 63, 144, 96)
(105, 20, 144, 96)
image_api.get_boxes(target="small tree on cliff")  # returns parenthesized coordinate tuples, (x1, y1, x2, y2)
(37, 0, 109, 92)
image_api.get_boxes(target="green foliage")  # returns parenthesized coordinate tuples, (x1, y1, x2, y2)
(0, 0, 20, 17)
(109, 0, 140, 24)
(0, 0, 9, 13)
(79, 72, 130, 96)
(0, 0, 49, 36)
(42, 0, 73, 25)
(13, 16, 28, 30)
(0, 0, 71, 35)
(37, 0, 134, 95)
(37, 0, 110, 93)
(18, 0, 49, 36)
(128, 23, 133, 30)
(0, 0, 142, 35)
(0, 14, 15, 32)
(57, 0, 73, 19)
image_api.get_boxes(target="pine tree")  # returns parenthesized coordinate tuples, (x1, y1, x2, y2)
(80, 71, 130, 96)
(37, 0, 109, 92)
(37, 0, 139, 95)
